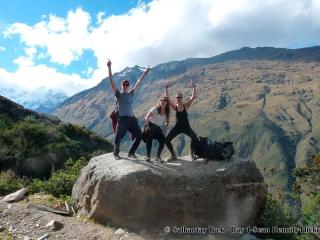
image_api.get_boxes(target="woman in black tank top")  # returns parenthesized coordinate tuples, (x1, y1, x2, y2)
(175, 105, 190, 128)
(165, 83, 197, 161)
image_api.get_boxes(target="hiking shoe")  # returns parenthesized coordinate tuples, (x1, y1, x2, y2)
(167, 154, 177, 162)
(156, 156, 164, 163)
(191, 154, 198, 161)
(145, 156, 151, 162)
(114, 154, 121, 160)
(128, 153, 138, 159)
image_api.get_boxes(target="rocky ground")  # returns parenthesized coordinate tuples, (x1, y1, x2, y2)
(0, 194, 248, 240)
(0, 193, 146, 240)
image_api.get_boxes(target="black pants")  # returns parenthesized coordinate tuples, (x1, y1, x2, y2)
(166, 124, 197, 156)
(146, 122, 166, 157)
(114, 116, 142, 155)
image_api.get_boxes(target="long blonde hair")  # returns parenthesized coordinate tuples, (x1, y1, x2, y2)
(156, 97, 170, 122)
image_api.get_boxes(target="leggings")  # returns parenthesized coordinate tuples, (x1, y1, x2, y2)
(166, 124, 197, 155)
(146, 122, 166, 157)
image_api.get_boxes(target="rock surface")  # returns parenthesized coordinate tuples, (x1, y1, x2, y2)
(72, 153, 267, 231)
(0, 188, 28, 203)
(45, 220, 64, 231)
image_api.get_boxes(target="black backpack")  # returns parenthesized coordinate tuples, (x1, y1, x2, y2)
(194, 136, 234, 161)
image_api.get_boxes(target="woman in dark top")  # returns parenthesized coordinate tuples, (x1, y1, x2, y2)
(165, 82, 197, 161)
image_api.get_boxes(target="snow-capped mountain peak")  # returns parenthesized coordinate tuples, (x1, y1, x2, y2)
(0, 87, 68, 113)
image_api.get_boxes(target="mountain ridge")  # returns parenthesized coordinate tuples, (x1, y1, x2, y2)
(54, 45, 320, 111)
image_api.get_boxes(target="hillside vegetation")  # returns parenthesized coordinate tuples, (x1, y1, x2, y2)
(0, 95, 113, 178)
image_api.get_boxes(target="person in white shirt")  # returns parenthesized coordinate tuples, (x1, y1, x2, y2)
(144, 96, 170, 162)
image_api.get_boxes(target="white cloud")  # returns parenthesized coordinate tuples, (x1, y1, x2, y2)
(0, 46, 5, 51)
(89, 0, 320, 70)
(47, 15, 66, 33)
(5, 8, 91, 66)
(25, 47, 37, 58)
(13, 56, 34, 68)
(96, 11, 105, 25)
(82, 67, 94, 77)
(0, 62, 100, 96)
(2, 0, 320, 95)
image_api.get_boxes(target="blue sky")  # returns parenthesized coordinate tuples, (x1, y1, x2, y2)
(0, 0, 152, 95)
(0, 0, 147, 78)
(0, 1, 140, 22)
(1, 0, 320, 96)
(0, 0, 137, 62)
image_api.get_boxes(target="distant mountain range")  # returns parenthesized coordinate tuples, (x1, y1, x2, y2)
(53, 45, 320, 115)
(51, 46, 320, 193)
(0, 87, 68, 113)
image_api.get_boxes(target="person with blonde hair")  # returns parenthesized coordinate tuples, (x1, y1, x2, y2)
(144, 96, 170, 163)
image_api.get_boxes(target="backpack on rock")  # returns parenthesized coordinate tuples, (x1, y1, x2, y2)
(194, 136, 234, 162)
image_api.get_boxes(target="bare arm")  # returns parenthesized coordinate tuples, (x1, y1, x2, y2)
(133, 66, 150, 92)
(107, 59, 118, 94)
(165, 85, 176, 110)
(185, 84, 196, 110)
(144, 109, 154, 130)
(165, 114, 169, 128)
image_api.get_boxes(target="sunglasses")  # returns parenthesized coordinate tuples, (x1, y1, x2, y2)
(176, 96, 182, 99)
(160, 99, 167, 102)
(122, 83, 129, 86)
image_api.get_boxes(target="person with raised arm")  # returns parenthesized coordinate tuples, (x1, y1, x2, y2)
(165, 82, 197, 161)
(107, 59, 150, 160)
(144, 96, 170, 163)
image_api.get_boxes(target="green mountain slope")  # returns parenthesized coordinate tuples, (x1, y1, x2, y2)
(0, 95, 113, 178)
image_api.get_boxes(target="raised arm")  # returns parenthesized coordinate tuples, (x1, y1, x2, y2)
(133, 66, 150, 92)
(185, 83, 196, 110)
(165, 85, 176, 110)
(107, 59, 118, 94)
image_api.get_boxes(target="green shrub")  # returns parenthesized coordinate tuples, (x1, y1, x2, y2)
(0, 170, 28, 195)
(39, 157, 88, 198)
(1, 120, 52, 160)
(293, 154, 320, 228)
(0, 114, 110, 177)
(28, 178, 46, 194)
(0, 114, 12, 129)
(0, 155, 89, 198)
(301, 194, 320, 226)
(258, 194, 299, 240)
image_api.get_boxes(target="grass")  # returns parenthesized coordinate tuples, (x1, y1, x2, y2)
(0, 228, 14, 240)
(24, 193, 66, 208)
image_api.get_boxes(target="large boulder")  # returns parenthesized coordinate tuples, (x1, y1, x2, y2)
(72, 153, 267, 231)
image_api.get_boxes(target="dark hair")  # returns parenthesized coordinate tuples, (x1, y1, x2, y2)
(156, 98, 170, 120)
(121, 80, 130, 85)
